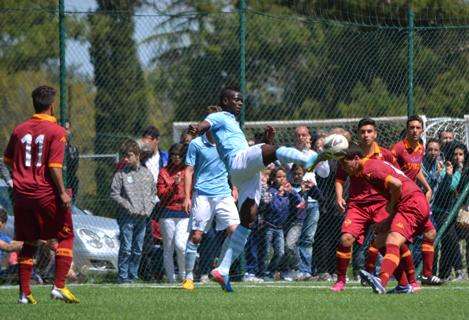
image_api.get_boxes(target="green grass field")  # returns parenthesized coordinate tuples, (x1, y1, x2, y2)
(1, 281, 468, 320)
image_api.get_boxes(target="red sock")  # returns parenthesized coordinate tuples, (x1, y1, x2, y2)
(54, 238, 73, 289)
(421, 239, 435, 277)
(336, 244, 352, 283)
(400, 244, 416, 284)
(379, 244, 400, 287)
(18, 244, 37, 296)
(365, 244, 379, 273)
(393, 261, 408, 286)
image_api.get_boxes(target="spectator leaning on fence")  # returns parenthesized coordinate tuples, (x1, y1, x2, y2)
(157, 143, 190, 283)
(454, 144, 469, 279)
(438, 129, 456, 162)
(423, 139, 444, 192)
(432, 143, 467, 281)
(111, 139, 156, 284)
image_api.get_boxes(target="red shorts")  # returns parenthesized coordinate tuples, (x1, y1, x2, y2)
(13, 193, 74, 242)
(390, 193, 430, 242)
(424, 219, 435, 234)
(341, 201, 388, 245)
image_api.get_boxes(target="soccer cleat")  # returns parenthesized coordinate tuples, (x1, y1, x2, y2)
(199, 274, 210, 284)
(410, 281, 421, 292)
(210, 269, 233, 293)
(243, 273, 264, 283)
(359, 270, 386, 294)
(387, 284, 413, 294)
(420, 275, 444, 286)
(18, 293, 37, 305)
(182, 279, 195, 291)
(330, 280, 346, 292)
(51, 286, 80, 303)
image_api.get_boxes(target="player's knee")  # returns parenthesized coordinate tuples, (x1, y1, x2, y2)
(340, 233, 355, 247)
(386, 232, 405, 246)
(424, 229, 436, 241)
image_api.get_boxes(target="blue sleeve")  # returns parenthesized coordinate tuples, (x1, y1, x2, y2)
(450, 170, 462, 191)
(205, 112, 224, 130)
(185, 141, 197, 167)
(289, 190, 303, 206)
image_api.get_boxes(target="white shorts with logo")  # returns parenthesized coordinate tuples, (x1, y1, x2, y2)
(190, 192, 240, 232)
(229, 144, 265, 208)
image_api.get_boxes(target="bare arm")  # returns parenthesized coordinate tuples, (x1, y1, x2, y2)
(188, 120, 212, 137)
(184, 166, 194, 213)
(0, 240, 23, 252)
(335, 180, 346, 213)
(386, 176, 403, 217)
(416, 168, 432, 202)
(50, 167, 71, 208)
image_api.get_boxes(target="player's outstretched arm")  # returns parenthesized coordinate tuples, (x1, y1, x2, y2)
(50, 167, 71, 208)
(188, 120, 211, 137)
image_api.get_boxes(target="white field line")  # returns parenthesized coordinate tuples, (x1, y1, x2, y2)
(1, 282, 469, 290)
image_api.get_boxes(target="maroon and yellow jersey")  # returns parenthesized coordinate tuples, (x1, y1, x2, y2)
(4, 114, 67, 198)
(360, 158, 423, 201)
(336, 142, 395, 204)
(391, 139, 424, 181)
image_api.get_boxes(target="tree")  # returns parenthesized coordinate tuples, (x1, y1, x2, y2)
(89, 0, 150, 213)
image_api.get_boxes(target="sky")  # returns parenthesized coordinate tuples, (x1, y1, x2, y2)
(64, 0, 161, 76)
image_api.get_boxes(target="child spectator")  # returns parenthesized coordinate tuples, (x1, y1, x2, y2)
(111, 139, 156, 283)
(0, 209, 23, 278)
(157, 143, 190, 283)
(257, 167, 303, 280)
(284, 164, 324, 280)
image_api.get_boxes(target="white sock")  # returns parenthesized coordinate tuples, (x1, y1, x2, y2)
(217, 226, 251, 275)
(185, 241, 199, 281)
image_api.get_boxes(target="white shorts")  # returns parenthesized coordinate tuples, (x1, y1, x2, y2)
(189, 193, 240, 232)
(229, 144, 265, 208)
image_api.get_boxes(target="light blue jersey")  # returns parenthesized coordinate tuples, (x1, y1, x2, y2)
(205, 111, 249, 169)
(185, 134, 232, 197)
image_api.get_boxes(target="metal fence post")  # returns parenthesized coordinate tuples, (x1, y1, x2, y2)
(407, 0, 415, 117)
(239, 0, 247, 129)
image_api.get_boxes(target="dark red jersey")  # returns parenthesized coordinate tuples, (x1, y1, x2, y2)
(4, 114, 66, 198)
(360, 158, 423, 201)
(390, 139, 424, 181)
(336, 143, 396, 204)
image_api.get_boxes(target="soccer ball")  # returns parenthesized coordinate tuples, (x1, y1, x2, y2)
(324, 134, 349, 156)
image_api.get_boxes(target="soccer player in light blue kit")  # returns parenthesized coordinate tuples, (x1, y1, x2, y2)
(188, 87, 330, 291)
(182, 106, 240, 291)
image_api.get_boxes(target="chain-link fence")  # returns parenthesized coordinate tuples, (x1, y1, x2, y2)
(0, 1, 468, 284)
